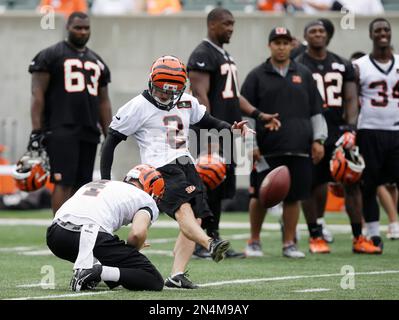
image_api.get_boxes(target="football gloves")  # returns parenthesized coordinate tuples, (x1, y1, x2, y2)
(336, 131, 356, 150)
(28, 130, 46, 151)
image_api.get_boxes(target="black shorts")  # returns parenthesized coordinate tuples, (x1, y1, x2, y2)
(311, 143, 336, 188)
(357, 129, 399, 188)
(218, 164, 236, 199)
(157, 157, 212, 219)
(46, 223, 162, 282)
(46, 134, 97, 188)
(249, 155, 312, 202)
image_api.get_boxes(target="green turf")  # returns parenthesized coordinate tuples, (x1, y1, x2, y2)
(0, 211, 398, 300)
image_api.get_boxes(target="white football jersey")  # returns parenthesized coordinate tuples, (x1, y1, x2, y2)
(353, 54, 399, 130)
(110, 92, 206, 168)
(54, 180, 159, 235)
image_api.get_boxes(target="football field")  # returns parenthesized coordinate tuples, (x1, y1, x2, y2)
(1, 209, 399, 300)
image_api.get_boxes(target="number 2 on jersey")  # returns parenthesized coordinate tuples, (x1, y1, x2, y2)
(313, 72, 343, 107)
(163, 115, 186, 149)
(64, 59, 101, 96)
(83, 180, 109, 197)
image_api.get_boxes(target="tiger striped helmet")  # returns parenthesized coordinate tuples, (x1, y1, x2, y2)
(124, 164, 165, 200)
(195, 153, 227, 190)
(330, 146, 365, 185)
(148, 55, 187, 111)
(12, 150, 50, 192)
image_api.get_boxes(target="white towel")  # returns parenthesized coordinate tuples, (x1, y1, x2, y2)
(73, 224, 100, 270)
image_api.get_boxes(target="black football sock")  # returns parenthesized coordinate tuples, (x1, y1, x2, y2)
(308, 223, 322, 238)
(351, 223, 362, 239)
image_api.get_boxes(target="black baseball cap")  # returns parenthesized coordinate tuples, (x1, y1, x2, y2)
(269, 27, 293, 43)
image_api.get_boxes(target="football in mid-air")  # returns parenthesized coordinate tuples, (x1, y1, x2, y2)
(259, 165, 291, 208)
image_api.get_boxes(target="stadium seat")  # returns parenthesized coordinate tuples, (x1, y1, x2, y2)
(182, 0, 256, 12)
(384, 4, 399, 11)
(183, 0, 219, 11)
(382, 0, 399, 11)
(6, 0, 39, 10)
(222, 0, 256, 12)
(0, 0, 8, 11)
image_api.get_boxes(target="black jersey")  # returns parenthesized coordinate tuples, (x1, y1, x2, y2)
(241, 59, 323, 157)
(296, 51, 355, 144)
(29, 41, 111, 141)
(187, 40, 241, 125)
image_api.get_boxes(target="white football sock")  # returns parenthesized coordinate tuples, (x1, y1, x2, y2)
(366, 221, 380, 237)
(101, 266, 120, 282)
(74, 224, 100, 270)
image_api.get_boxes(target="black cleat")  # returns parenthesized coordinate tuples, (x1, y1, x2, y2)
(225, 248, 246, 259)
(209, 238, 230, 263)
(192, 244, 212, 259)
(165, 272, 199, 289)
(70, 264, 102, 292)
(370, 235, 384, 253)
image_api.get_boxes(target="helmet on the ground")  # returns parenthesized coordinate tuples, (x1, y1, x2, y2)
(124, 164, 165, 200)
(148, 55, 187, 111)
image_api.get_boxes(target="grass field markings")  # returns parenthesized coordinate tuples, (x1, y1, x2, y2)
(1, 218, 385, 233)
(5, 291, 112, 300)
(6, 270, 399, 300)
(143, 249, 174, 256)
(0, 219, 51, 226)
(18, 249, 53, 256)
(148, 233, 252, 245)
(16, 283, 55, 288)
(293, 288, 331, 293)
(198, 270, 399, 287)
(0, 246, 38, 252)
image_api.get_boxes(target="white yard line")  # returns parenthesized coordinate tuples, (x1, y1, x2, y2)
(143, 249, 174, 257)
(16, 283, 55, 288)
(0, 233, 254, 255)
(0, 219, 51, 226)
(198, 270, 399, 287)
(148, 237, 178, 244)
(8, 270, 399, 300)
(0, 218, 387, 233)
(18, 250, 53, 256)
(0, 246, 38, 252)
(6, 291, 112, 300)
(293, 288, 331, 293)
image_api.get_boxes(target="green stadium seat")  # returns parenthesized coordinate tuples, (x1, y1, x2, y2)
(183, 0, 220, 11)
(6, 0, 39, 10)
(384, 3, 399, 11)
(222, 0, 256, 12)
(182, 0, 256, 12)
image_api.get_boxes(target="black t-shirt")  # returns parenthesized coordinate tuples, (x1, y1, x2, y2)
(241, 59, 323, 157)
(187, 40, 241, 125)
(29, 41, 111, 142)
(296, 51, 355, 145)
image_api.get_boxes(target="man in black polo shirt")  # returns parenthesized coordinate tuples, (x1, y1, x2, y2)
(241, 27, 327, 258)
